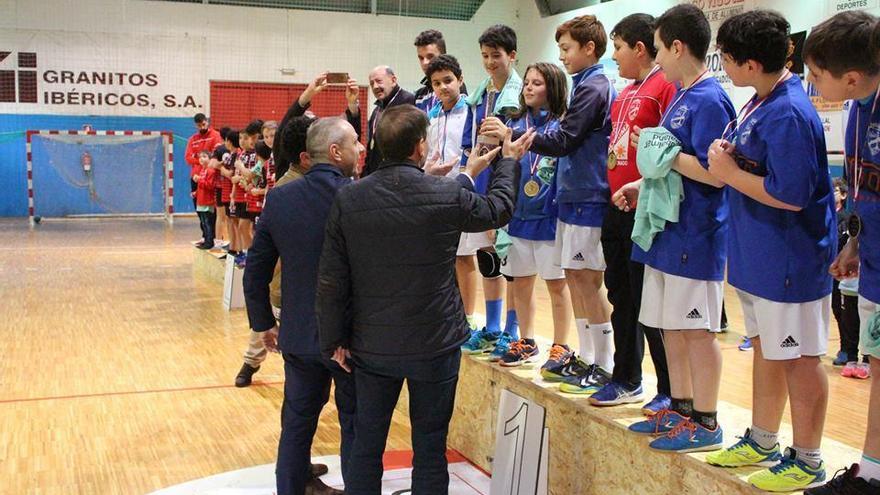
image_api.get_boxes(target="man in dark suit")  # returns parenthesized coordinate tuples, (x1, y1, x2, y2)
(346, 65, 415, 177)
(243, 117, 363, 495)
(317, 104, 534, 495)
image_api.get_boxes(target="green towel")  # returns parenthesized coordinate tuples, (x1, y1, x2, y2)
(466, 69, 523, 115)
(494, 228, 513, 260)
(631, 126, 685, 252)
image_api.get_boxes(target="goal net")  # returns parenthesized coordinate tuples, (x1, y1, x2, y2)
(26, 130, 173, 223)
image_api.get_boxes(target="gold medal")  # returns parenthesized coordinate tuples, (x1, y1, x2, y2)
(607, 151, 617, 170)
(523, 179, 540, 197)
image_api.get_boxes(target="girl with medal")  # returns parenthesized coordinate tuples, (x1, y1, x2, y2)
(705, 11, 836, 492)
(801, 11, 880, 494)
(493, 63, 579, 375)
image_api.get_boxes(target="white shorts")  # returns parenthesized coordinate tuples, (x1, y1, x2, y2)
(639, 265, 723, 332)
(859, 296, 880, 358)
(737, 289, 830, 360)
(500, 237, 564, 280)
(554, 220, 606, 271)
(457, 231, 493, 256)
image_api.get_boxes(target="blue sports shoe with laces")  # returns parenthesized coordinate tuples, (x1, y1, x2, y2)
(461, 327, 500, 354)
(629, 409, 688, 435)
(642, 394, 671, 416)
(649, 419, 723, 453)
(488, 332, 516, 362)
(589, 382, 644, 406)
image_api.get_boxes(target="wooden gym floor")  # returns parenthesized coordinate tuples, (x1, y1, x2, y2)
(0, 217, 870, 494)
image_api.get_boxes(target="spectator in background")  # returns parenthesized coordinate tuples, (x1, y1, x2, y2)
(346, 66, 415, 177)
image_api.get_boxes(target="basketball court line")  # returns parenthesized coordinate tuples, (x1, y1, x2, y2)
(0, 380, 284, 405)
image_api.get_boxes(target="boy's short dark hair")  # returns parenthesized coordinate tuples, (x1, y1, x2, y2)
(426, 54, 463, 81)
(225, 129, 240, 149)
(282, 115, 317, 166)
(193, 113, 207, 123)
(717, 10, 790, 73)
(414, 29, 446, 53)
(612, 13, 658, 58)
(245, 119, 264, 136)
(556, 15, 608, 58)
(656, 4, 712, 60)
(804, 10, 880, 77)
(219, 126, 231, 140)
(479, 24, 517, 54)
(255, 140, 272, 160)
(376, 105, 429, 162)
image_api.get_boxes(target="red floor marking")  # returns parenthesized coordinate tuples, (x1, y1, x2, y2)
(0, 380, 284, 405)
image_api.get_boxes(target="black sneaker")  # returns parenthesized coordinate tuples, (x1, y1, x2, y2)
(234, 363, 260, 387)
(805, 464, 880, 494)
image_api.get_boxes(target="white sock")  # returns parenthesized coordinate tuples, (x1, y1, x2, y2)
(859, 454, 880, 482)
(747, 425, 778, 451)
(576, 318, 594, 364)
(792, 445, 822, 469)
(591, 322, 614, 372)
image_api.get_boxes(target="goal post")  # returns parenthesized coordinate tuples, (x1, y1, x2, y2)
(26, 129, 174, 226)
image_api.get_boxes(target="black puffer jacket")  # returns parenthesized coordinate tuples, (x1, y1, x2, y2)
(316, 158, 519, 360)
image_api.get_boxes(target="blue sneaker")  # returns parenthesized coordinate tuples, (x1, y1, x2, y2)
(589, 382, 644, 406)
(461, 327, 500, 354)
(832, 350, 849, 366)
(488, 332, 516, 362)
(629, 409, 688, 435)
(641, 394, 671, 416)
(649, 419, 723, 453)
(739, 336, 753, 351)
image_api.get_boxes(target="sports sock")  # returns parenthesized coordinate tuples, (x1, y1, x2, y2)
(671, 397, 693, 417)
(591, 322, 614, 372)
(503, 309, 519, 339)
(485, 299, 503, 335)
(858, 454, 880, 482)
(465, 314, 477, 331)
(693, 410, 718, 430)
(747, 425, 779, 451)
(792, 445, 822, 469)
(576, 318, 594, 364)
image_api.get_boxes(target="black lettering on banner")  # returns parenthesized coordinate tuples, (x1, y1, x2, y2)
(164, 95, 176, 107)
(145, 74, 158, 87)
(120, 93, 135, 106)
(76, 72, 90, 84)
(60, 71, 74, 84)
(43, 70, 58, 83)
(82, 92, 95, 105)
(105, 93, 118, 105)
(67, 89, 80, 105)
(92, 72, 106, 85)
(183, 95, 197, 108)
(129, 73, 144, 86)
(137, 94, 150, 107)
(50, 91, 64, 104)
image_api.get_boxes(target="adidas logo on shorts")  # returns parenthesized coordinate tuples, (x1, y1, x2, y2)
(686, 308, 702, 320)
(781, 335, 799, 348)
(572, 252, 585, 262)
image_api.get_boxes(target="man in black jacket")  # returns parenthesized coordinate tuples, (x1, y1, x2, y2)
(243, 117, 363, 495)
(345, 66, 415, 177)
(317, 105, 533, 494)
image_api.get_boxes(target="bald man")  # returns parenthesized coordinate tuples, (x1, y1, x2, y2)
(345, 65, 415, 177)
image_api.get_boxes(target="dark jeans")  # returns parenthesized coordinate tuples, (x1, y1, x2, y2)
(277, 353, 356, 495)
(601, 206, 671, 396)
(197, 209, 216, 244)
(833, 281, 862, 361)
(346, 349, 461, 495)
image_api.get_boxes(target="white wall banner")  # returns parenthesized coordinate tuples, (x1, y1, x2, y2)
(0, 30, 207, 117)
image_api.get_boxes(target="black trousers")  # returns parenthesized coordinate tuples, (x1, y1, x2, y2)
(197, 209, 215, 244)
(190, 177, 198, 210)
(277, 353, 356, 495)
(601, 206, 671, 395)
(346, 349, 461, 495)
(832, 281, 862, 361)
